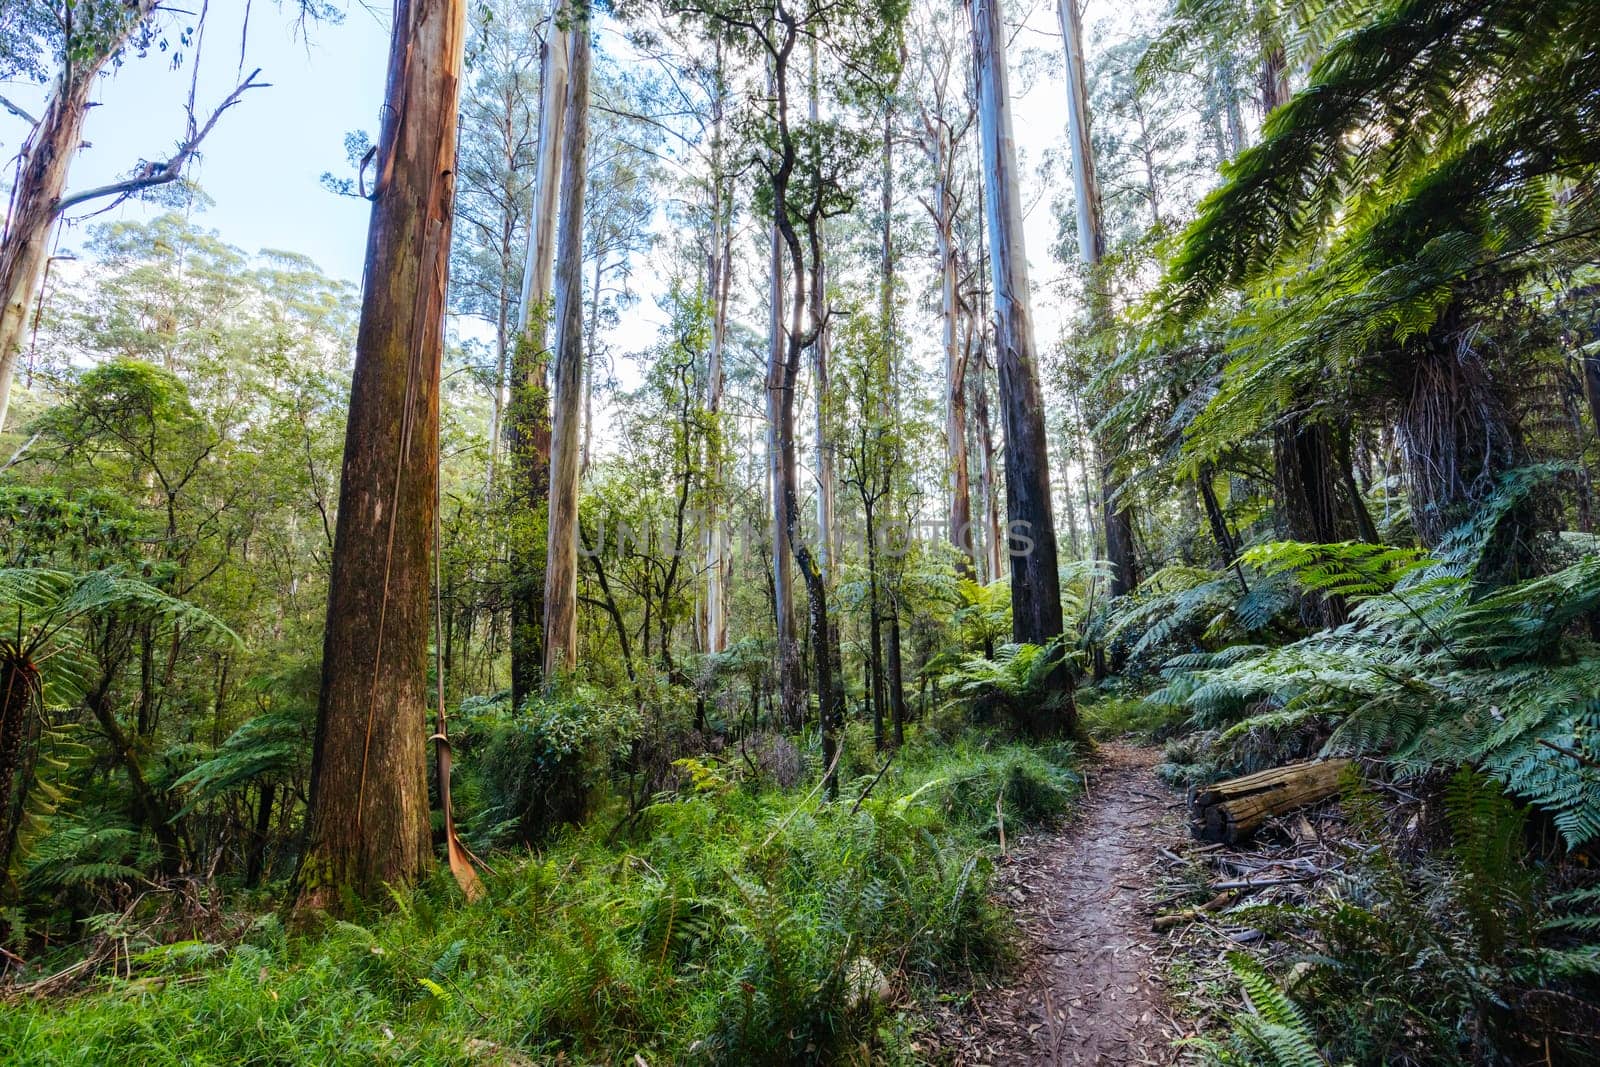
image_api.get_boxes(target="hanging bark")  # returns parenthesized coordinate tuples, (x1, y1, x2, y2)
(971, 0, 1071, 727)
(508, 14, 569, 706)
(543, 18, 592, 679)
(295, 0, 466, 912)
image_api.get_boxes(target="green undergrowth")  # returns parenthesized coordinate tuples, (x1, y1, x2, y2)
(1, 735, 1078, 1065)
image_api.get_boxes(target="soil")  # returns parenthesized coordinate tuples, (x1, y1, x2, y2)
(926, 743, 1187, 1065)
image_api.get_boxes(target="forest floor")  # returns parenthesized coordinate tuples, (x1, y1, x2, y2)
(924, 742, 1189, 1065)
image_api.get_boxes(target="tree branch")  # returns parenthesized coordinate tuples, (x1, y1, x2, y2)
(54, 69, 268, 218)
(0, 93, 38, 127)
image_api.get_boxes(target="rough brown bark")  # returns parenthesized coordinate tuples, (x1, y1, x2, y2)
(1396, 333, 1528, 564)
(296, 0, 466, 911)
(543, 20, 592, 679)
(1274, 414, 1347, 626)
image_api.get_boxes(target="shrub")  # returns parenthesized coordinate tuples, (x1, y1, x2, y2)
(472, 686, 639, 844)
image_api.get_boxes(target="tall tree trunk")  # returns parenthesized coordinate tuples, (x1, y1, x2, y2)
(934, 149, 974, 573)
(581, 253, 602, 477)
(509, 15, 569, 706)
(295, 0, 465, 911)
(886, 593, 906, 746)
(769, 211, 803, 730)
(881, 93, 908, 744)
(702, 43, 732, 655)
(866, 504, 886, 750)
(543, 20, 592, 678)
(0, 2, 159, 431)
(973, 314, 1004, 584)
(1059, 0, 1136, 598)
(703, 236, 732, 653)
(971, 0, 1072, 728)
(809, 44, 838, 581)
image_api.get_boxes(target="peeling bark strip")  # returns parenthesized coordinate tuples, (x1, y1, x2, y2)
(970, 0, 1070, 722)
(296, 0, 467, 911)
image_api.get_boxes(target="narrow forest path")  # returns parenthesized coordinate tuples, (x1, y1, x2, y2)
(929, 743, 1186, 1065)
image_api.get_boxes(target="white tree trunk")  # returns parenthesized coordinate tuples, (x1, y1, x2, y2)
(0, 0, 160, 431)
(808, 43, 837, 581)
(1058, 0, 1103, 271)
(516, 15, 570, 343)
(542, 19, 591, 678)
(703, 62, 732, 655)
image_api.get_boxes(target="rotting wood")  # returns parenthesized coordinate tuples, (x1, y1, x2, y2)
(1188, 758, 1351, 844)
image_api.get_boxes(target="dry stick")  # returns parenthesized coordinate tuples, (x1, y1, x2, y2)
(1152, 889, 1235, 931)
(848, 749, 897, 816)
(1538, 738, 1600, 769)
(757, 743, 844, 853)
(996, 782, 1006, 857)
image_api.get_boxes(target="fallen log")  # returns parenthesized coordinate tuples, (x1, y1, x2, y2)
(1188, 758, 1351, 844)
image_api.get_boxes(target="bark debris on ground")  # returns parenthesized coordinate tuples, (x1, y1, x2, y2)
(927, 742, 1186, 1065)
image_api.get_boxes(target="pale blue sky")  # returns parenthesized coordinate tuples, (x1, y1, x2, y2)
(2, 2, 395, 282)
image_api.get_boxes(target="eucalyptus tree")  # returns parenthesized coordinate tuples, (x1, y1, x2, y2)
(968, 0, 1072, 725)
(0, 1, 289, 434)
(1058, 0, 1139, 600)
(296, 0, 468, 911)
(449, 0, 543, 492)
(910, 10, 977, 576)
(508, 4, 570, 705)
(659, 0, 906, 765)
(543, 6, 595, 680)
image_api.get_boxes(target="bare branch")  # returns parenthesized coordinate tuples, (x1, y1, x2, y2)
(54, 69, 269, 218)
(0, 93, 38, 127)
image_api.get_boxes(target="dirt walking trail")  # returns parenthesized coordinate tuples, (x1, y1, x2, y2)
(930, 743, 1185, 1065)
